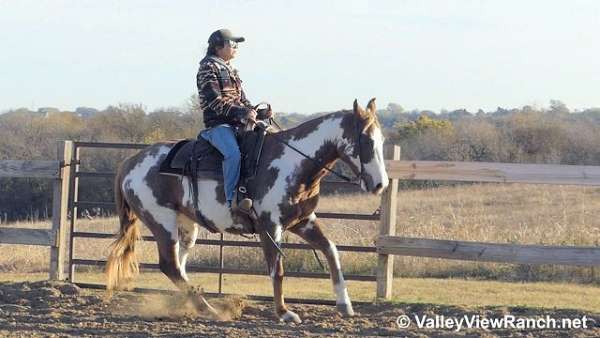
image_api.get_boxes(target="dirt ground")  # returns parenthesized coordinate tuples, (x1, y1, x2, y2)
(1, 280, 599, 337)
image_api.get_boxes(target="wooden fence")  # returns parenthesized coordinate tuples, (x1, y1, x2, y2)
(4, 140, 600, 303)
(0, 141, 73, 280)
(375, 159, 600, 299)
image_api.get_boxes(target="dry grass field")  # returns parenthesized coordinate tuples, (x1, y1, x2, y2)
(2, 183, 600, 313)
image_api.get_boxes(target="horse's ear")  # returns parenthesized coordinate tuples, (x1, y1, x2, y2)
(366, 98, 376, 115)
(353, 99, 368, 119)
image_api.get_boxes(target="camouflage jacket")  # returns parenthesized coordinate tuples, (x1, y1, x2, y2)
(196, 56, 253, 128)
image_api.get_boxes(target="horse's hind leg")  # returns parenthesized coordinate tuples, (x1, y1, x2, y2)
(290, 214, 355, 316)
(176, 214, 199, 282)
(144, 215, 218, 317)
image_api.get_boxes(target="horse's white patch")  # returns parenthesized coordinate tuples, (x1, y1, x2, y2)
(177, 215, 198, 282)
(270, 254, 280, 279)
(363, 126, 388, 191)
(122, 146, 178, 240)
(172, 240, 185, 277)
(327, 240, 351, 305)
(301, 213, 317, 232)
(177, 213, 197, 235)
(280, 309, 302, 324)
(334, 281, 351, 306)
(327, 239, 342, 271)
(274, 225, 282, 242)
(180, 177, 237, 232)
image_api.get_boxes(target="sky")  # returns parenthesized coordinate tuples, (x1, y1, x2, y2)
(1, 0, 599, 114)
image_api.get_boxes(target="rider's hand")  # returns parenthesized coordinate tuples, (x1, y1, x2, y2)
(259, 108, 273, 120)
(246, 109, 257, 123)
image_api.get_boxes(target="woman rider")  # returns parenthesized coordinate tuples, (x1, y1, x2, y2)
(196, 28, 271, 214)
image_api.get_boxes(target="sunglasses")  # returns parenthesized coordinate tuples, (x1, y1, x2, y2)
(227, 40, 238, 49)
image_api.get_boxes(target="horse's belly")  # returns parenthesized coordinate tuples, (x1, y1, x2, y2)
(181, 178, 241, 232)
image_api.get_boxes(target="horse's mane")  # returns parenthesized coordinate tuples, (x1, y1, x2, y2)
(276, 108, 380, 136)
(276, 110, 351, 136)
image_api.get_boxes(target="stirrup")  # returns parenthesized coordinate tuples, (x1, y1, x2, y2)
(231, 197, 253, 215)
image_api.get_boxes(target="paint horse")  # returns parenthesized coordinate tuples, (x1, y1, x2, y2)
(106, 98, 389, 323)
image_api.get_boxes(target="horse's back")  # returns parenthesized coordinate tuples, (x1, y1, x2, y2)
(116, 142, 177, 199)
(117, 141, 173, 175)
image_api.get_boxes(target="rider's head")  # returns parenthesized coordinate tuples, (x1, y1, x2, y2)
(207, 29, 245, 62)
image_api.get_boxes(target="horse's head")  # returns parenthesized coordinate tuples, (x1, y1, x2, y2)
(340, 98, 389, 195)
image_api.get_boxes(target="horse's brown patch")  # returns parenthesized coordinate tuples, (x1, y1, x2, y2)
(289, 115, 326, 141)
(250, 167, 279, 201)
(214, 181, 227, 205)
(278, 141, 340, 228)
(250, 134, 286, 201)
(339, 107, 377, 191)
(256, 210, 277, 233)
(145, 155, 185, 209)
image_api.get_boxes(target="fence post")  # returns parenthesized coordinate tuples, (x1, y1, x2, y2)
(67, 143, 80, 282)
(376, 144, 400, 300)
(49, 141, 73, 280)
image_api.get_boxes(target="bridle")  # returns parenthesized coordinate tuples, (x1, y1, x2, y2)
(258, 116, 367, 186)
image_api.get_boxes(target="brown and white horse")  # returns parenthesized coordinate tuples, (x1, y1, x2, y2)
(106, 98, 388, 323)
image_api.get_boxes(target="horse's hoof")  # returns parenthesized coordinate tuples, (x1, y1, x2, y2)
(279, 310, 302, 324)
(337, 303, 355, 317)
(188, 293, 221, 319)
(187, 286, 204, 296)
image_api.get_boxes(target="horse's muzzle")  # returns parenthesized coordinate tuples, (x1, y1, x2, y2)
(372, 182, 385, 195)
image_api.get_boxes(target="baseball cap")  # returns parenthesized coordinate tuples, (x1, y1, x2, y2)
(208, 29, 245, 46)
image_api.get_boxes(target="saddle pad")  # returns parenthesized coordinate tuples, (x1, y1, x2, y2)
(159, 139, 223, 178)
(158, 128, 266, 180)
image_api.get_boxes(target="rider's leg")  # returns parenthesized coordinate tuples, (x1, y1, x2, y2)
(200, 125, 241, 206)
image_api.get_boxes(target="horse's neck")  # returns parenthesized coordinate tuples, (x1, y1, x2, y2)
(276, 114, 349, 193)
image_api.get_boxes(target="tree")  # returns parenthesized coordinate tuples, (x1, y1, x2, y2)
(396, 115, 454, 140)
(386, 102, 404, 114)
(549, 100, 569, 115)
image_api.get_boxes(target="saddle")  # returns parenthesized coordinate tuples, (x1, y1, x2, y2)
(158, 126, 268, 233)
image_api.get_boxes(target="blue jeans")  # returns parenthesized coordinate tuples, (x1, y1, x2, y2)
(199, 125, 240, 204)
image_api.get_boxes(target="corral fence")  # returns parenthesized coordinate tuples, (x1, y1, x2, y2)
(3, 140, 600, 303)
(0, 141, 72, 280)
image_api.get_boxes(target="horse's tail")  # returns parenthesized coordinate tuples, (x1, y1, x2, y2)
(105, 163, 140, 296)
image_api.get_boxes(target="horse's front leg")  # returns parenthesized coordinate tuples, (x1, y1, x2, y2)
(259, 226, 302, 323)
(290, 214, 354, 316)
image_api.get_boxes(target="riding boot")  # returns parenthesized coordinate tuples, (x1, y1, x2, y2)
(229, 191, 257, 233)
(230, 195, 253, 215)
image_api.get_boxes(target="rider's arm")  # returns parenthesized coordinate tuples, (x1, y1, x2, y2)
(240, 88, 253, 110)
(197, 62, 252, 122)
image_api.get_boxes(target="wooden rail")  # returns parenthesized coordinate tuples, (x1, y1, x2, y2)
(0, 160, 60, 178)
(386, 160, 600, 185)
(377, 236, 600, 267)
(0, 228, 56, 246)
